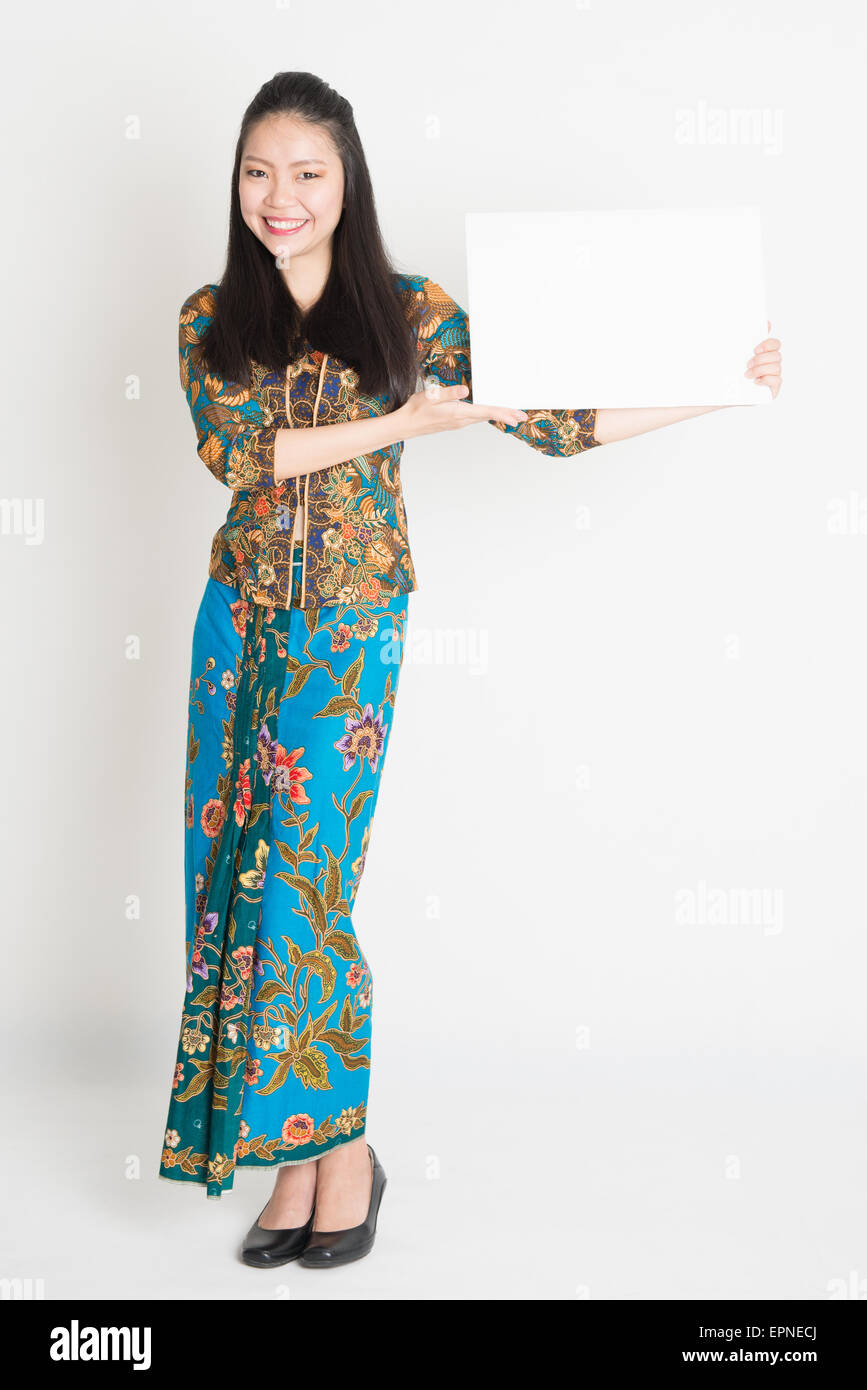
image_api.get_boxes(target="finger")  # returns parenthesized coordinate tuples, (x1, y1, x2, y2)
(465, 403, 528, 424)
(753, 375, 781, 394)
(474, 402, 528, 417)
(753, 338, 781, 353)
(745, 351, 782, 372)
(488, 409, 529, 425)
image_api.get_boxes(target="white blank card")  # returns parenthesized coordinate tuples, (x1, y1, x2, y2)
(464, 206, 770, 409)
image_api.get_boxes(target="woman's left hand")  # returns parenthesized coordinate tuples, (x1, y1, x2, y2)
(745, 322, 782, 399)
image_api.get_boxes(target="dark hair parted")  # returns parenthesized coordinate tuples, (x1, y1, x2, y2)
(195, 71, 420, 406)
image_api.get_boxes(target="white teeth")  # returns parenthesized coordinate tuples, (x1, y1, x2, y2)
(265, 218, 307, 229)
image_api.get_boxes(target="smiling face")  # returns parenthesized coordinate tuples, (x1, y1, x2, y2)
(239, 113, 345, 260)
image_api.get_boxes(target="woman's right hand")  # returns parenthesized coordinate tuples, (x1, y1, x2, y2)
(398, 381, 528, 438)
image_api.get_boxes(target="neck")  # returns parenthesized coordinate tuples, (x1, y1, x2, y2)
(279, 242, 332, 315)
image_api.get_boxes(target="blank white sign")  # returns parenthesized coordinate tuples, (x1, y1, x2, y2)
(465, 206, 771, 409)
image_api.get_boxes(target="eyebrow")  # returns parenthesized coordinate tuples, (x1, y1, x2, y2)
(241, 155, 328, 167)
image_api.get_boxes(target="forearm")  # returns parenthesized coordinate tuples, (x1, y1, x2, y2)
(274, 405, 411, 481)
(593, 403, 730, 445)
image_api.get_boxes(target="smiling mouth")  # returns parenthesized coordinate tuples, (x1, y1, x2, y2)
(263, 217, 309, 235)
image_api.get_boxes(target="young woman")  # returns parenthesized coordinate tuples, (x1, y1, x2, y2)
(159, 71, 782, 1269)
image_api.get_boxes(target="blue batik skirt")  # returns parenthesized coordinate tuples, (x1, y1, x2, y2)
(159, 549, 410, 1197)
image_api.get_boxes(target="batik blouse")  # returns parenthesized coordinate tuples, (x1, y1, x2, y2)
(178, 272, 600, 610)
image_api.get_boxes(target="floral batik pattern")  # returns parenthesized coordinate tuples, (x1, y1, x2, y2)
(160, 560, 409, 1197)
(178, 275, 599, 612)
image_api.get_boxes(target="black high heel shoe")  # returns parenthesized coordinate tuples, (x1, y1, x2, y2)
(299, 1144, 386, 1268)
(240, 1200, 315, 1268)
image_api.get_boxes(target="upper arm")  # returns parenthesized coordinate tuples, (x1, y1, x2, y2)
(178, 286, 279, 489)
(415, 277, 472, 390)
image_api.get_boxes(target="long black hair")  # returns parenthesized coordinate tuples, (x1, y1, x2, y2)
(195, 71, 419, 405)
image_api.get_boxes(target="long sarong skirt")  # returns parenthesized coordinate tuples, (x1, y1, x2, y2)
(159, 551, 409, 1198)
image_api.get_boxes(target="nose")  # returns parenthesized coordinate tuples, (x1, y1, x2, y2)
(264, 174, 299, 210)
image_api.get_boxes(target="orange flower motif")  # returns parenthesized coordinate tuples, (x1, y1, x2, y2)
(232, 946, 254, 979)
(253, 495, 271, 517)
(230, 599, 251, 637)
(341, 522, 356, 540)
(282, 1114, 315, 1146)
(272, 744, 313, 804)
(331, 623, 352, 653)
(201, 798, 226, 838)
(360, 576, 381, 600)
(233, 758, 251, 826)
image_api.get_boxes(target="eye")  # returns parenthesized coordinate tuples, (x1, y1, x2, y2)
(245, 168, 267, 179)
(298, 171, 320, 180)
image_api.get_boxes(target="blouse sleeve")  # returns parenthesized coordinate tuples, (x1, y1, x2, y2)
(178, 286, 279, 490)
(415, 277, 599, 457)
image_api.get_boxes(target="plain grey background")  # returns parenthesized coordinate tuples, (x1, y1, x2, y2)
(2, 0, 865, 1300)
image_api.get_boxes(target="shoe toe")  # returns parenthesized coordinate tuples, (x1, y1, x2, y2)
(240, 1209, 314, 1266)
(241, 1246, 284, 1268)
(299, 1245, 337, 1266)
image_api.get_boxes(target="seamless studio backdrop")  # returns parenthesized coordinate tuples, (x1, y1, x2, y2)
(2, 0, 865, 1300)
